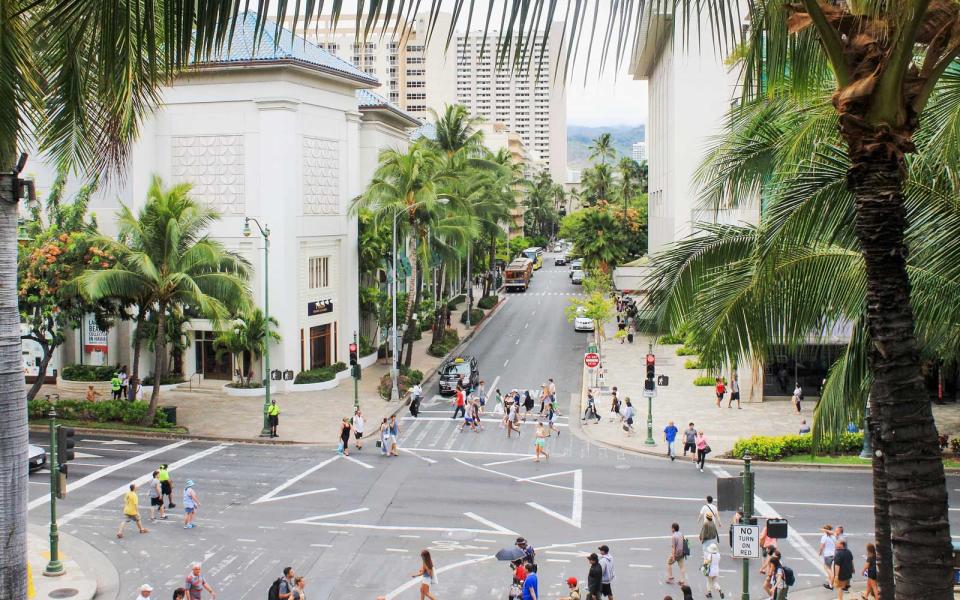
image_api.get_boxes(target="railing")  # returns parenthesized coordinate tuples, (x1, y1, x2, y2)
(188, 372, 204, 391)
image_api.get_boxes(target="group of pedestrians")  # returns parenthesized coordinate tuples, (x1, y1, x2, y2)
(501, 537, 616, 600)
(117, 464, 203, 538)
(817, 524, 876, 599)
(135, 562, 217, 600)
(663, 421, 711, 472)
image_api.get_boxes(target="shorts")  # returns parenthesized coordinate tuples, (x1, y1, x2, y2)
(124, 514, 141, 522)
(535, 439, 545, 447)
(684, 442, 696, 454)
(150, 497, 163, 507)
(823, 556, 834, 569)
(601, 583, 613, 597)
(716, 393, 724, 400)
(160, 481, 172, 495)
(268, 415, 279, 426)
(732, 392, 740, 400)
(354, 431, 363, 439)
(184, 506, 195, 514)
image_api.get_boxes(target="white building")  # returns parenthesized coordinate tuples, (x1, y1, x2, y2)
(631, 141, 647, 162)
(26, 14, 417, 389)
(287, 13, 568, 185)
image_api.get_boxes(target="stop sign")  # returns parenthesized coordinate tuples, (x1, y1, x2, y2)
(584, 352, 600, 368)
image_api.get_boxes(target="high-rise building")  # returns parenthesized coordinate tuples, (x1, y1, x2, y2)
(286, 14, 568, 184)
(631, 141, 647, 162)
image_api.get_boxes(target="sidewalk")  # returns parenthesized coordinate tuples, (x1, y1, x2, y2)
(27, 525, 117, 600)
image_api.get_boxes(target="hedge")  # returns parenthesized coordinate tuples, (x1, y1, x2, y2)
(294, 362, 348, 384)
(731, 433, 863, 461)
(447, 294, 466, 309)
(28, 398, 171, 428)
(60, 364, 119, 382)
(684, 359, 701, 369)
(675, 346, 697, 356)
(477, 295, 498, 310)
(142, 374, 186, 386)
(693, 376, 725, 386)
(460, 308, 484, 324)
(657, 333, 684, 345)
(399, 365, 424, 385)
(428, 328, 460, 357)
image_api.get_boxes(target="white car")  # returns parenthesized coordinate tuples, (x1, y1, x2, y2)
(574, 308, 594, 331)
(28, 444, 46, 471)
(571, 269, 585, 284)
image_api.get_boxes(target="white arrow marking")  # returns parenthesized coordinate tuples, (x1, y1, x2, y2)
(80, 439, 136, 445)
(463, 512, 519, 535)
(73, 452, 103, 459)
(252, 455, 340, 504)
(341, 455, 374, 469)
(523, 469, 582, 528)
(286, 508, 370, 524)
(253, 487, 337, 504)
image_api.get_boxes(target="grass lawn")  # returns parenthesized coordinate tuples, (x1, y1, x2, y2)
(30, 418, 188, 435)
(780, 454, 960, 468)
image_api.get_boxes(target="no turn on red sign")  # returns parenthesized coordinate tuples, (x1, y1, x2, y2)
(731, 524, 761, 558)
(584, 352, 601, 368)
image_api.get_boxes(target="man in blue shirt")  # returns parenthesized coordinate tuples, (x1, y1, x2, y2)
(522, 563, 539, 600)
(664, 420, 679, 461)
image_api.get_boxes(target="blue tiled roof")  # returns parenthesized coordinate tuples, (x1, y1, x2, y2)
(355, 90, 420, 126)
(198, 12, 378, 85)
(410, 121, 437, 141)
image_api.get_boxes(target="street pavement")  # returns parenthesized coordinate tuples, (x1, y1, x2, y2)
(26, 257, 960, 599)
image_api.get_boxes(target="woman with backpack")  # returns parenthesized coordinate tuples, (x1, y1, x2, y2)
(411, 549, 438, 600)
(767, 555, 789, 600)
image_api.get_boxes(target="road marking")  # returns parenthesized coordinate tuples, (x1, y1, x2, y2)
(483, 456, 533, 467)
(327, 530, 351, 535)
(403, 447, 533, 457)
(515, 338, 520, 345)
(310, 543, 332, 548)
(237, 539, 256, 542)
(56, 443, 229, 526)
(341, 455, 374, 469)
(463, 512, 519, 535)
(398, 535, 421, 539)
(386, 548, 409, 553)
(629, 564, 652, 568)
(629, 547, 651, 551)
(400, 448, 438, 464)
(474, 538, 497, 543)
(546, 558, 570, 563)
(28, 439, 191, 511)
(288, 508, 370, 524)
(545, 550, 588, 557)
(71, 452, 103, 459)
(524, 470, 582, 528)
(80, 439, 137, 445)
(504, 360, 509, 367)
(254, 487, 337, 504)
(252, 455, 341, 504)
(465, 553, 488, 558)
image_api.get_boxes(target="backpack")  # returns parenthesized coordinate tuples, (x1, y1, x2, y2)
(682, 536, 691, 557)
(267, 578, 282, 600)
(781, 565, 796, 587)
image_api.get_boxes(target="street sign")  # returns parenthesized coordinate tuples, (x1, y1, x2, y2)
(587, 343, 598, 354)
(584, 352, 600, 369)
(657, 375, 670, 386)
(731, 524, 761, 558)
(642, 387, 656, 398)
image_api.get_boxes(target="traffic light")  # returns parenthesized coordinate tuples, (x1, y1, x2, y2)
(349, 342, 358, 366)
(56, 425, 75, 472)
(645, 353, 656, 391)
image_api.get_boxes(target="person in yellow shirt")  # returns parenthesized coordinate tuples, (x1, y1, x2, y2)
(267, 399, 280, 438)
(117, 482, 149, 538)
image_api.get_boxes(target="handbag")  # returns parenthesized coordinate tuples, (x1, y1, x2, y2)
(704, 445, 712, 454)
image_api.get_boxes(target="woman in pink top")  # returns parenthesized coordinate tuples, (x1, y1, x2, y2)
(695, 430, 709, 472)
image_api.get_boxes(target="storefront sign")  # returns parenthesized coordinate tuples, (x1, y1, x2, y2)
(307, 299, 334, 316)
(84, 314, 109, 353)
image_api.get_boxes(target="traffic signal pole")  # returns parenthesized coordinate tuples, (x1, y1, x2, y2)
(741, 455, 754, 600)
(644, 347, 656, 445)
(45, 409, 63, 576)
(351, 332, 359, 408)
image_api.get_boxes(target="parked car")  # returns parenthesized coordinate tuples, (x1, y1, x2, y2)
(571, 269, 585, 284)
(569, 260, 583, 279)
(438, 356, 480, 396)
(29, 445, 46, 471)
(574, 307, 594, 331)
(554, 253, 567, 266)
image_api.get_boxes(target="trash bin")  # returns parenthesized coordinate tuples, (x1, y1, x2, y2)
(159, 405, 177, 426)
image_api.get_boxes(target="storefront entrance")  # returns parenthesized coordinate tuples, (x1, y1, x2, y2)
(195, 331, 232, 379)
(309, 324, 332, 370)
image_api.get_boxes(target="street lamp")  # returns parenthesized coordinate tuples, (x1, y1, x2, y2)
(390, 197, 448, 402)
(243, 217, 273, 437)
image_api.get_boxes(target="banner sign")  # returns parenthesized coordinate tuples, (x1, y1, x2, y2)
(84, 314, 109, 353)
(307, 299, 334, 317)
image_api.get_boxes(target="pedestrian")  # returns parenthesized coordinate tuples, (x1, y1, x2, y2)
(379, 418, 389, 456)
(352, 409, 365, 451)
(587, 553, 603, 600)
(477, 379, 487, 408)
(682, 423, 697, 460)
(388, 415, 400, 456)
(539, 384, 550, 415)
(830, 538, 854, 597)
(337, 417, 352, 456)
(278, 567, 296, 600)
(598, 545, 615, 599)
(621, 399, 634, 435)
(699, 513, 719, 546)
(533, 422, 550, 462)
(119, 366, 129, 399)
(819, 525, 837, 587)
(410, 383, 423, 417)
(861, 542, 878, 600)
(291, 577, 305, 600)
(507, 401, 519, 438)
(158, 464, 175, 509)
(523, 390, 535, 421)
(608, 390, 620, 422)
(172, 588, 186, 600)
(547, 405, 560, 437)
(793, 383, 803, 414)
(663, 420, 678, 460)
(411, 550, 438, 600)
(799, 419, 811, 434)
(560, 576, 581, 600)
(184, 562, 215, 600)
(522, 563, 539, 600)
(679, 585, 694, 600)
(452, 386, 466, 419)
(583, 390, 599, 423)
(714, 377, 725, 408)
(547, 379, 557, 406)
(132, 377, 143, 401)
(698, 496, 721, 528)
(767, 555, 788, 600)
(110, 371, 122, 400)
(695, 430, 710, 472)
(148, 471, 166, 521)
(666, 523, 687, 586)
(728, 373, 741, 409)
(835, 525, 847, 546)
(136, 584, 154, 600)
(182, 480, 200, 529)
(267, 399, 280, 438)
(701, 542, 724, 599)
(85, 385, 101, 402)
(627, 322, 635, 344)
(117, 483, 149, 538)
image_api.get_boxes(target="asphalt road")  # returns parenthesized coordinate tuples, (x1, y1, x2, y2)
(26, 255, 960, 599)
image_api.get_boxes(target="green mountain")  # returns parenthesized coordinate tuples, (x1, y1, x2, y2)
(567, 124, 646, 171)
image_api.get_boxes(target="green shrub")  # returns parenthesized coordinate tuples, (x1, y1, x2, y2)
(447, 294, 466, 309)
(142, 374, 186, 386)
(225, 381, 264, 389)
(294, 367, 337, 384)
(333, 361, 348, 373)
(60, 364, 119, 381)
(657, 333, 684, 345)
(399, 365, 424, 385)
(359, 336, 375, 356)
(428, 328, 460, 357)
(460, 308, 484, 324)
(731, 432, 863, 461)
(693, 376, 720, 386)
(477, 295, 498, 309)
(684, 359, 701, 369)
(27, 398, 171, 428)
(675, 346, 697, 356)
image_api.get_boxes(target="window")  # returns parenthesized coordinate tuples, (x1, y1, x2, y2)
(406, 92, 426, 100)
(408, 80, 425, 88)
(308, 257, 330, 289)
(407, 69, 425, 76)
(408, 104, 427, 112)
(406, 44, 425, 52)
(407, 57, 424, 64)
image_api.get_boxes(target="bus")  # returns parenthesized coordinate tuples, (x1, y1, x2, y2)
(504, 258, 533, 292)
(521, 247, 544, 270)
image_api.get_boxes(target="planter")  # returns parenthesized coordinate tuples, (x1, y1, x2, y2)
(288, 378, 341, 393)
(359, 351, 378, 369)
(223, 383, 277, 397)
(57, 377, 112, 398)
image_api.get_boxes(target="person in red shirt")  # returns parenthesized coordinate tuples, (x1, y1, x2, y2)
(452, 387, 466, 419)
(714, 378, 726, 408)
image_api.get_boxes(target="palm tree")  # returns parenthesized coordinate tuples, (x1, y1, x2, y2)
(430, 104, 487, 160)
(579, 163, 614, 206)
(216, 308, 280, 385)
(616, 157, 643, 209)
(588, 132, 616, 165)
(480, 149, 520, 296)
(77, 177, 250, 422)
(571, 209, 628, 273)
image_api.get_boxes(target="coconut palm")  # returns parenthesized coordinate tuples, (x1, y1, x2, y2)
(215, 308, 280, 385)
(480, 149, 521, 296)
(588, 132, 616, 165)
(579, 163, 614, 207)
(430, 104, 487, 160)
(571, 208, 629, 273)
(616, 157, 643, 208)
(77, 177, 250, 422)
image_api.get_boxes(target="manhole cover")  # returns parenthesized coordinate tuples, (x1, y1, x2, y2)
(50, 589, 79, 598)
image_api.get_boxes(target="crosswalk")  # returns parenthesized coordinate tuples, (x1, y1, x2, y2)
(507, 291, 581, 296)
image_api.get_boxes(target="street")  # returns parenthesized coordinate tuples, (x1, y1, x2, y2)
(27, 260, 960, 599)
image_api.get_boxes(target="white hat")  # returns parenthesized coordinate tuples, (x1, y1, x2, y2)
(706, 542, 719, 554)
(140, 584, 154, 592)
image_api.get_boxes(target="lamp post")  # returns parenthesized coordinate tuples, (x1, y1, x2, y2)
(859, 395, 872, 459)
(243, 217, 272, 437)
(390, 198, 448, 402)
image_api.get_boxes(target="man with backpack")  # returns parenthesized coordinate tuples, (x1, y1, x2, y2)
(666, 522, 687, 585)
(268, 567, 295, 600)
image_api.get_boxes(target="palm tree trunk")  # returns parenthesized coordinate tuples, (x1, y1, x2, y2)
(431, 265, 447, 348)
(130, 306, 147, 380)
(0, 188, 28, 600)
(147, 302, 167, 423)
(485, 234, 496, 297)
(848, 147, 951, 598)
(871, 413, 895, 600)
(403, 259, 423, 367)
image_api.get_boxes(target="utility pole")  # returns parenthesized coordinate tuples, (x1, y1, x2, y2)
(740, 455, 754, 600)
(45, 409, 63, 576)
(351, 332, 360, 408)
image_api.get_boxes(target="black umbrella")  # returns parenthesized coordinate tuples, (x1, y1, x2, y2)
(495, 547, 526, 562)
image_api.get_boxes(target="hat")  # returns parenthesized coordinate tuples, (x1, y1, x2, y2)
(515, 537, 527, 545)
(185, 480, 195, 488)
(706, 542, 719, 554)
(705, 512, 714, 520)
(140, 584, 154, 592)
(566, 577, 578, 586)
(598, 544, 610, 553)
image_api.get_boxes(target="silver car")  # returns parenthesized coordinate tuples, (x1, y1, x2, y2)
(29, 444, 46, 471)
